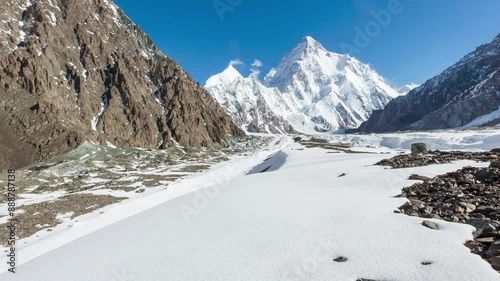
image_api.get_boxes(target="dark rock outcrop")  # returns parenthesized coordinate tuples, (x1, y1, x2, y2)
(359, 33, 500, 132)
(0, 0, 244, 171)
(411, 143, 428, 155)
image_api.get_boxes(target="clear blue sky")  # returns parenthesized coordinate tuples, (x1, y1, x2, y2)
(114, 0, 500, 87)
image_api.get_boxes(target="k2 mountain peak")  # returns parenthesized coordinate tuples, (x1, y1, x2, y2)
(206, 36, 398, 134)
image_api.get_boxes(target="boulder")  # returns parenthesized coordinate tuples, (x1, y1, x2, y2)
(333, 256, 348, 262)
(409, 174, 431, 181)
(490, 256, 500, 270)
(490, 161, 500, 169)
(473, 223, 497, 239)
(422, 220, 440, 230)
(488, 242, 500, 257)
(411, 143, 428, 155)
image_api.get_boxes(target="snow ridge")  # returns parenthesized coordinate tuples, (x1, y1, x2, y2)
(205, 65, 294, 134)
(206, 36, 398, 134)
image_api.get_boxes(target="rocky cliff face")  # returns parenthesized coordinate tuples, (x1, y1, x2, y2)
(359, 34, 500, 133)
(0, 0, 244, 170)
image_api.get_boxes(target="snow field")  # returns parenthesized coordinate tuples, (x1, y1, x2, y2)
(2, 131, 499, 280)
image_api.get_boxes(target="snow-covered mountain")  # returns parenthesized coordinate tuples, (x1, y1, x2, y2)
(205, 65, 294, 133)
(205, 36, 398, 134)
(359, 33, 500, 132)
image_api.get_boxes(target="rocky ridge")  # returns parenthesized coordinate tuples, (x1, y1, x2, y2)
(395, 160, 500, 272)
(359, 33, 500, 133)
(0, 0, 244, 171)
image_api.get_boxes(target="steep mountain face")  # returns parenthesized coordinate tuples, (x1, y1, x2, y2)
(359, 34, 500, 133)
(0, 0, 244, 171)
(206, 36, 398, 134)
(205, 65, 295, 134)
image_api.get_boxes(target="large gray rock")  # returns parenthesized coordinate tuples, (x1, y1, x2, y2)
(411, 143, 428, 155)
(490, 161, 500, 169)
(422, 220, 440, 230)
(333, 256, 348, 262)
(473, 223, 497, 239)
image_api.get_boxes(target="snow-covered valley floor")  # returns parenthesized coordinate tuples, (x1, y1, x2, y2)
(2, 130, 500, 281)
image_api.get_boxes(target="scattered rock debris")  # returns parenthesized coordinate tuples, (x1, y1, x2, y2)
(396, 160, 500, 273)
(376, 149, 499, 169)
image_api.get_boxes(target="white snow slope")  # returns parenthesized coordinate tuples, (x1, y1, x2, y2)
(206, 65, 294, 134)
(2, 130, 500, 281)
(463, 105, 500, 128)
(206, 36, 399, 134)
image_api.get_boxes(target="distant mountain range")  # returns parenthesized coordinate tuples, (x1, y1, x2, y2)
(359, 33, 500, 132)
(1, 0, 497, 174)
(206, 37, 399, 134)
(207, 34, 500, 135)
(0, 0, 243, 171)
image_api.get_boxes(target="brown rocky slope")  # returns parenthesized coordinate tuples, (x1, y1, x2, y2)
(0, 0, 244, 171)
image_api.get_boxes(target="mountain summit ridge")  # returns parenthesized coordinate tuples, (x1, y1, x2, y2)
(207, 36, 398, 133)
